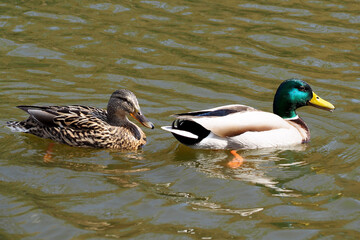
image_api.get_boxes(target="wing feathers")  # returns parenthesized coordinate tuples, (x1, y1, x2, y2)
(173, 106, 292, 138)
(174, 104, 257, 119)
(17, 105, 107, 130)
(27, 109, 58, 127)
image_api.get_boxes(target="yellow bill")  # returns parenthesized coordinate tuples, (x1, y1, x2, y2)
(308, 92, 335, 112)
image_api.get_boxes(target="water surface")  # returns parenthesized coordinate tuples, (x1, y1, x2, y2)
(0, 0, 359, 239)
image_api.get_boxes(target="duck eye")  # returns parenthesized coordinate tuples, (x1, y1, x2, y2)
(298, 86, 306, 91)
(116, 96, 129, 102)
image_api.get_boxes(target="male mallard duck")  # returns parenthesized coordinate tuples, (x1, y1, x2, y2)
(7, 89, 154, 150)
(162, 79, 335, 150)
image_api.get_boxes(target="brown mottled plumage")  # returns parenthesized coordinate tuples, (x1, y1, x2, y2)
(7, 90, 154, 150)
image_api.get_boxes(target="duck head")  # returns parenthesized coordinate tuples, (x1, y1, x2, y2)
(107, 89, 154, 129)
(273, 79, 335, 119)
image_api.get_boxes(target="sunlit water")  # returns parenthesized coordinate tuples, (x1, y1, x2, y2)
(0, 0, 359, 239)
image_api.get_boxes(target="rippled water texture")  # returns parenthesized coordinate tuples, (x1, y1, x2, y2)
(1, 0, 359, 239)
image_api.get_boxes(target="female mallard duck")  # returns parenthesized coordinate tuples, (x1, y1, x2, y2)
(7, 89, 154, 150)
(162, 79, 335, 150)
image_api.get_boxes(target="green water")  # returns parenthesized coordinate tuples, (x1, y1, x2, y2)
(0, 0, 359, 239)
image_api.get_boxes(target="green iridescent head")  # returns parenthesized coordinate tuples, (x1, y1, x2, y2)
(273, 79, 335, 119)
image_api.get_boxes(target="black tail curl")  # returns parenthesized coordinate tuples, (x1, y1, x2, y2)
(171, 119, 210, 146)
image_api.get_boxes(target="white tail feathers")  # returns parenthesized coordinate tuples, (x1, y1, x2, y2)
(6, 121, 29, 133)
(161, 126, 198, 139)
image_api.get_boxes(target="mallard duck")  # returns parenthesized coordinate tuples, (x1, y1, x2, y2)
(7, 89, 154, 150)
(162, 79, 335, 150)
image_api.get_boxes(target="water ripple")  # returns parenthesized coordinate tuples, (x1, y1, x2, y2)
(24, 11, 87, 24)
(0, 0, 359, 239)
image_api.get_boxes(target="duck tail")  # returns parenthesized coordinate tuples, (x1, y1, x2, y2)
(6, 121, 29, 133)
(161, 119, 211, 146)
(161, 126, 199, 139)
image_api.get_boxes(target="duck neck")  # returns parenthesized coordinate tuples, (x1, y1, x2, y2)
(107, 108, 142, 140)
(108, 114, 129, 126)
(107, 107, 128, 126)
(273, 105, 297, 119)
(273, 94, 298, 119)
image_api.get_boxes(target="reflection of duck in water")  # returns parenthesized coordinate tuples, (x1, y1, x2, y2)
(162, 79, 335, 166)
(183, 146, 307, 196)
(7, 89, 154, 150)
